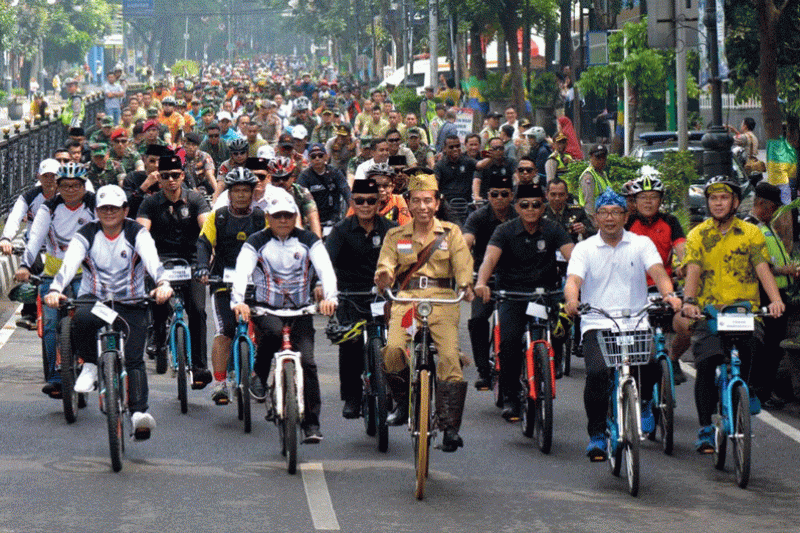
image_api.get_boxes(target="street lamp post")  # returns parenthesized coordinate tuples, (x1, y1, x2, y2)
(700, 0, 732, 179)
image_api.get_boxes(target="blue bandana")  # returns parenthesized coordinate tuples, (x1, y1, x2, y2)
(595, 187, 627, 211)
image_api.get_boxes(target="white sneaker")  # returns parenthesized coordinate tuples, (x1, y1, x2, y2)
(132, 411, 156, 440)
(74, 363, 98, 393)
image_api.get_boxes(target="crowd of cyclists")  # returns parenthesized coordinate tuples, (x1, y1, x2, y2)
(0, 55, 791, 463)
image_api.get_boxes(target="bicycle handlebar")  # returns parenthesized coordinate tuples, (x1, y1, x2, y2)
(244, 302, 318, 318)
(383, 288, 465, 305)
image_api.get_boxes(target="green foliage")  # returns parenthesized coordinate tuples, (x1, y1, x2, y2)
(390, 86, 423, 117)
(561, 155, 643, 194)
(482, 71, 513, 101)
(171, 60, 199, 79)
(657, 150, 699, 213)
(0, 91, 7, 107)
(528, 71, 560, 108)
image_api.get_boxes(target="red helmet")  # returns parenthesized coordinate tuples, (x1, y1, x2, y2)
(268, 156, 296, 178)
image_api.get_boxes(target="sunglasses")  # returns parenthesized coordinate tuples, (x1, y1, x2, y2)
(113, 139, 128, 143)
(490, 146, 504, 151)
(208, 134, 220, 138)
(59, 182, 84, 190)
(518, 200, 544, 210)
(271, 175, 291, 182)
(518, 167, 535, 173)
(489, 190, 511, 198)
(271, 212, 294, 220)
(309, 153, 325, 159)
(56, 158, 71, 164)
(159, 172, 183, 180)
(253, 173, 268, 181)
(353, 197, 378, 205)
(231, 150, 247, 156)
(387, 138, 401, 143)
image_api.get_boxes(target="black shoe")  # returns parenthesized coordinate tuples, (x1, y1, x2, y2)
(387, 402, 408, 426)
(16, 317, 36, 330)
(302, 425, 323, 444)
(441, 428, 464, 452)
(42, 382, 62, 399)
(342, 399, 361, 419)
(249, 376, 267, 402)
(501, 401, 521, 422)
(673, 364, 687, 386)
(555, 368, 564, 379)
(146, 343, 158, 360)
(762, 393, 786, 410)
(191, 367, 212, 390)
(474, 374, 491, 391)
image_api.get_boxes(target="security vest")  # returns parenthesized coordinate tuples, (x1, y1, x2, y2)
(760, 222, 790, 289)
(60, 94, 85, 128)
(577, 166, 610, 207)
(547, 151, 573, 176)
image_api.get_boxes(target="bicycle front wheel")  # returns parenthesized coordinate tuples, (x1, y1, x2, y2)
(59, 316, 79, 424)
(371, 337, 389, 453)
(622, 381, 640, 497)
(283, 361, 299, 475)
(732, 383, 751, 488)
(414, 369, 431, 500)
(562, 330, 572, 377)
(363, 338, 377, 437)
(102, 351, 123, 473)
(239, 338, 252, 433)
(533, 342, 553, 454)
(175, 324, 188, 414)
(656, 358, 674, 455)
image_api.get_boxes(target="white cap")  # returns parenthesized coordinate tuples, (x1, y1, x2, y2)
(217, 111, 233, 122)
(266, 187, 298, 215)
(256, 144, 275, 160)
(39, 158, 61, 175)
(291, 124, 308, 140)
(96, 185, 128, 208)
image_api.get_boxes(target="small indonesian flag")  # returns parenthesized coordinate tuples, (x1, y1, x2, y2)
(397, 239, 412, 253)
(402, 308, 416, 337)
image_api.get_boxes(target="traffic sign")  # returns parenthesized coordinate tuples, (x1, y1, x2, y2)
(122, 0, 153, 18)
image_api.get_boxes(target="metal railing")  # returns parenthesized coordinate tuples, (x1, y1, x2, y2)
(0, 93, 104, 220)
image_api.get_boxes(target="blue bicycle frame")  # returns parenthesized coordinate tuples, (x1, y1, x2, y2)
(705, 305, 749, 436)
(232, 319, 256, 387)
(168, 294, 192, 370)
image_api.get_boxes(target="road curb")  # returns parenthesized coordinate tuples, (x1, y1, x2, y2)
(0, 253, 21, 298)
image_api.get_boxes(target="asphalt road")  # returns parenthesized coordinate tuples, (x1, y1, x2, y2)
(1, 299, 800, 533)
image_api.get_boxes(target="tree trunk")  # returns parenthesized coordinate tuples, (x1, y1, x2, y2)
(502, 18, 526, 120)
(559, 0, 571, 68)
(469, 21, 486, 79)
(757, 0, 782, 141)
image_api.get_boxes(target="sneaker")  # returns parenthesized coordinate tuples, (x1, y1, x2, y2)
(640, 401, 655, 434)
(672, 364, 687, 385)
(249, 376, 267, 402)
(131, 411, 156, 440)
(302, 425, 323, 444)
(74, 363, 98, 393)
(586, 434, 608, 461)
(501, 400, 521, 422)
(749, 396, 761, 415)
(210, 381, 230, 405)
(695, 425, 715, 454)
(191, 367, 213, 390)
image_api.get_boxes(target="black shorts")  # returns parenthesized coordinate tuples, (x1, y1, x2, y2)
(212, 288, 236, 339)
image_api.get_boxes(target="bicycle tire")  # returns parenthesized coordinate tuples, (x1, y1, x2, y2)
(491, 322, 503, 408)
(59, 316, 79, 424)
(175, 324, 188, 414)
(713, 398, 728, 471)
(239, 338, 252, 433)
(155, 341, 168, 375)
(371, 337, 389, 453)
(609, 387, 623, 477)
(103, 351, 123, 473)
(364, 338, 377, 436)
(534, 342, 554, 454)
(521, 351, 535, 439)
(284, 361, 299, 475)
(732, 383, 751, 488)
(562, 330, 572, 377)
(657, 358, 674, 455)
(41, 328, 50, 382)
(622, 381, 640, 497)
(414, 369, 431, 500)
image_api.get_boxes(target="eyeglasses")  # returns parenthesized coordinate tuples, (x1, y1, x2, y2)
(231, 150, 247, 156)
(271, 212, 295, 220)
(387, 138, 401, 143)
(58, 182, 84, 190)
(518, 200, 544, 210)
(159, 172, 183, 180)
(353, 197, 378, 205)
(309, 153, 326, 159)
(97, 205, 123, 213)
(518, 167, 535, 174)
(596, 209, 625, 218)
(490, 146, 504, 151)
(208, 134, 220, 138)
(489, 190, 511, 198)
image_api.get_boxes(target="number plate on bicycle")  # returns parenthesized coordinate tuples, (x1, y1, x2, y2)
(163, 265, 192, 282)
(371, 302, 385, 317)
(91, 302, 118, 325)
(717, 315, 754, 332)
(526, 302, 548, 320)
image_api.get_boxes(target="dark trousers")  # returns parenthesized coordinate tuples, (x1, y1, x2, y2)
(152, 279, 207, 369)
(498, 300, 530, 403)
(582, 331, 658, 437)
(335, 297, 369, 403)
(751, 312, 788, 402)
(252, 314, 321, 428)
(71, 301, 149, 412)
(467, 297, 493, 378)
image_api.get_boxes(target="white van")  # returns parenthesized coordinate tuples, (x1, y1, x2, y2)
(379, 57, 451, 95)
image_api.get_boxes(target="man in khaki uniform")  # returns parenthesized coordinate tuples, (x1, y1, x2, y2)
(374, 173, 474, 453)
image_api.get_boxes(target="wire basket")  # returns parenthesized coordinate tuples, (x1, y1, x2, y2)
(597, 327, 653, 367)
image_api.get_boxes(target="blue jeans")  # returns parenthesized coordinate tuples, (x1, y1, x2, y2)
(105, 106, 121, 125)
(40, 276, 81, 384)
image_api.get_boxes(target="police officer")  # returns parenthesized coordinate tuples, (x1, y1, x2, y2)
(326, 178, 397, 418)
(544, 132, 574, 183)
(578, 144, 611, 217)
(374, 173, 474, 452)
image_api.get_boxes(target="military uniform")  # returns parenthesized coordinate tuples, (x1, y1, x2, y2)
(311, 122, 337, 144)
(111, 148, 141, 174)
(86, 158, 126, 188)
(543, 203, 595, 244)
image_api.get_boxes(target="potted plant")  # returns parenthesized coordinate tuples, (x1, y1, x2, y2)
(7, 88, 26, 121)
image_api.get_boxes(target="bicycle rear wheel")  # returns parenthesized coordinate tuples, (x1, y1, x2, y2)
(363, 339, 377, 437)
(622, 381, 640, 497)
(239, 338, 252, 433)
(533, 342, 553, 454)
(102, 351, 123, 473)
(283, 361, 299, 475)
(656, 358, 674, 455)
(414, 369, 431, 500)
(175, 324, 188, 414)
(562, 330, 572, 377)
(732, 383, 751, 488)
(59, 316, 79, 424)
(371, 337, 389, 453)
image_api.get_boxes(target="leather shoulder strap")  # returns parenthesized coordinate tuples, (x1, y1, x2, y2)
(395, 228, 450, 291)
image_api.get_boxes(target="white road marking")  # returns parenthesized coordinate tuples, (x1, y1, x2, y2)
(680, 361, 800, 445)
(0, 304, 22, 352)
(301, 462, 340, 531)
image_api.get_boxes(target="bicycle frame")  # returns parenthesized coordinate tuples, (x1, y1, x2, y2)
(232, 320, 256, 389)
(608, 366, 641, 450)
(168, 294, 191, 370)
(270, 325, 306, 421)
(98, 327, 127, 415)
(716, 342, 748, 436)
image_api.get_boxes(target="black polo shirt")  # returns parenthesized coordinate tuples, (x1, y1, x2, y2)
(137, 189, 210, 260)
(476, 158, 516, 198)
(488, 217, 572, 291)
(326, 214, 397, 291)
(463, 203, 517, 272)
(434, 154, 477, 202)
(297, 165, 351, 225)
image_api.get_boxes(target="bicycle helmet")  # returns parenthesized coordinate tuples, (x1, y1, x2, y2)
(57, 162, 88, 181)
(365, 161, 395, 178)
(268, 156, 296, 178)
(325, 318, 366, 345)
(704, 174, 742, 200)
(295, 96, 311, 111)
(628, 169, 664, 196)
(523, 126, 546, 143)
(228, 138, 249, 152)
(621, 180, 636, 197)
(225, 167, 258, 188)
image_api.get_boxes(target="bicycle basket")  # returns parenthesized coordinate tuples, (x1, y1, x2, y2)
(597, 326, 653, 367)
